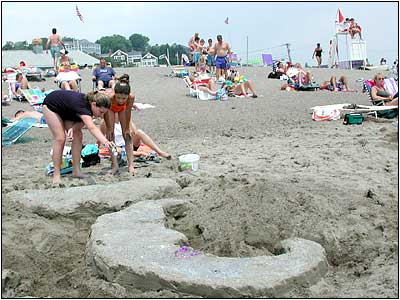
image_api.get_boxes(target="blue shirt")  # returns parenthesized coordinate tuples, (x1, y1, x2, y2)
(93, 66, 115, 82)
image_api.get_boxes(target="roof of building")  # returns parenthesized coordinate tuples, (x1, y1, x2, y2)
(2, 49, 99, 68)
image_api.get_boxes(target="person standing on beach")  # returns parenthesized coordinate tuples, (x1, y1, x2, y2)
(206, 38, 216, 74)
(101, 74, 136, 175)
(188, 32, 199, 61)
(312, 43, 323, 68)
(214, 34, 231, 81)
(46, 28, 65, 71)
(42, 90, 115, 184)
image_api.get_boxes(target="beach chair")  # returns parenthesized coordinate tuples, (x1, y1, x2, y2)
(160, 54, 189, 78)
(363, 79, 399, 119)
(2, 117, 37, 146)
(56, 64, 82, 92)
(3, 70, 25, 102)
(262, 53, 273, 66)
(228, 53, 240, 71)
(20, 88, 53, 112)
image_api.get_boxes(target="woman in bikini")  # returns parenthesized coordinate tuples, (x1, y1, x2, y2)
(102, 74, 135, 174)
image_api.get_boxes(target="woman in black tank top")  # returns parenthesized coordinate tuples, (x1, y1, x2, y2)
(42, 90, 115, 184)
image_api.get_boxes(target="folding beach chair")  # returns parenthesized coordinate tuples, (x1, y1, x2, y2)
(56, 64, 82, 92)
(20, 89, 53, 112)
(362, 80, 399, 118)
(160, 54, 189, 78)
(2, 117, 37, 146)
(262, 54, 273, 66)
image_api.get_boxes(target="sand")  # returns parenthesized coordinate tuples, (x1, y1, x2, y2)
(1, 66, 398, 298)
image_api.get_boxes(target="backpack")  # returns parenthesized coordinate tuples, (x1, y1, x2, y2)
(81, 144, 100, 167)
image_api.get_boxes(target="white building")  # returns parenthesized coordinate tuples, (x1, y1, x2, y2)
(140, 52, 158, 67)
(109, 50, 158, 67)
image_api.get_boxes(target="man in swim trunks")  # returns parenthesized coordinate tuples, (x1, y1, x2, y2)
(46, 28, 65, 71)
(214, 35, 231, 81)
(206, 39, 216, 74)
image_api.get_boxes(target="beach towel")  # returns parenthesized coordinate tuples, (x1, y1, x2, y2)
(2, 117, 37, 146)
(312, 106, 341, 121)
(133, 103, 156, 110)
(81, 144, 100, 167)
(46, 156, 74, 176)
(384, 78, 398, 96)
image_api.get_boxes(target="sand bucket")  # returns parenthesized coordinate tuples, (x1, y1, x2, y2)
(178, 154, 200, 171)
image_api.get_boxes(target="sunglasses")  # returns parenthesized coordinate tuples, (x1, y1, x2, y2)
(377, 78, 385, 80)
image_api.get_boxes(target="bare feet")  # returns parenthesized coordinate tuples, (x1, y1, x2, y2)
(52, 175, 61, 185)
(159, 151, 172, 160)
(72, 172, 90, 179)
(128, 164, 135, 175)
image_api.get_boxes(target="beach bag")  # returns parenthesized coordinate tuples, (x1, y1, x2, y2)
(81, 144, 100, 167)
(312, 106, 341, 121)
(376, 109, 398, 119)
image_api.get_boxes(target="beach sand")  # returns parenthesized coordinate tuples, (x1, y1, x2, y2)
(1, 66, 398, 298)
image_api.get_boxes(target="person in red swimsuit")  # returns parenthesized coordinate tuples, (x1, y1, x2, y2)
(102, 74, 136, 174)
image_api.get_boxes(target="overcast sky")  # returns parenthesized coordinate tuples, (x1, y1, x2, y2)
(2, 2, 398, 66)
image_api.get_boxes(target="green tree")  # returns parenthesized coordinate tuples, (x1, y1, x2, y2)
(96, 35, 131, 54)
(128, 33, 150, 52)
(2, 41, 15, 50)
(14, 41, 29, 50)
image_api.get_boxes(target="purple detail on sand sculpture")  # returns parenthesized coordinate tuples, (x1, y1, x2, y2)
(174, 246, 201, 258)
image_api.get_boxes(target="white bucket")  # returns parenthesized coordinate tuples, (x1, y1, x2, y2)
(178, 154, 200, 171)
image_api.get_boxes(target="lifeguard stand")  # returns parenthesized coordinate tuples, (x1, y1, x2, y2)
(334, 21, 367, 70)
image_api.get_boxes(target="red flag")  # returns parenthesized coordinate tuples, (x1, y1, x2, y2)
(224, 17, 229, 24)
(76, 5, 84, 23)
(336, 8, 344, 23)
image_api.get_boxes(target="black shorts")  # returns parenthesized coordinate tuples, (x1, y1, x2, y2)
(96, 80, 110, 88)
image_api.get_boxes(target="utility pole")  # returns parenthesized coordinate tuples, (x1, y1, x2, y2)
(167, 48, 170, 64)
(285, 43, 292, 63)
(246, 36, 249, 66)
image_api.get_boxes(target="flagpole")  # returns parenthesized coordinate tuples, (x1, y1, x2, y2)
(246, 36, 249, 66)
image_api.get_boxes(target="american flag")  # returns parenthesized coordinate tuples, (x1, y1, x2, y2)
(224, 17, 229, 24)
(76, 5, 84, 23)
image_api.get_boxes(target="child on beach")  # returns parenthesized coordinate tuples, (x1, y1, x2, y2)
(198, 55, 207, 74)
(99, 114, 171, 160)
(42, 90, 115, 184)
(101, 74, 136, 175)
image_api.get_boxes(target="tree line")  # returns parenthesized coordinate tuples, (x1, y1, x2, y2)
(2, 33, 189, 65)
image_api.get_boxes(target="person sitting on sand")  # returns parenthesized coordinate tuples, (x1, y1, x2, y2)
(286, 63, 313, 86)
(371, 73, 398, 106)
(319, 75, 356, 92)
(99, 113, 171, 160)
(11, 73, 30, 98)
(225, 79, 258, 98)
(55, 62, 81, 91)
(197, 78, 258, 99)
(101, 74, 136, 175)
(42, 90, 115, 184)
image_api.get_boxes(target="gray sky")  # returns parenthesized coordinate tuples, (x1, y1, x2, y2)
(2, 2, 398, 66)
